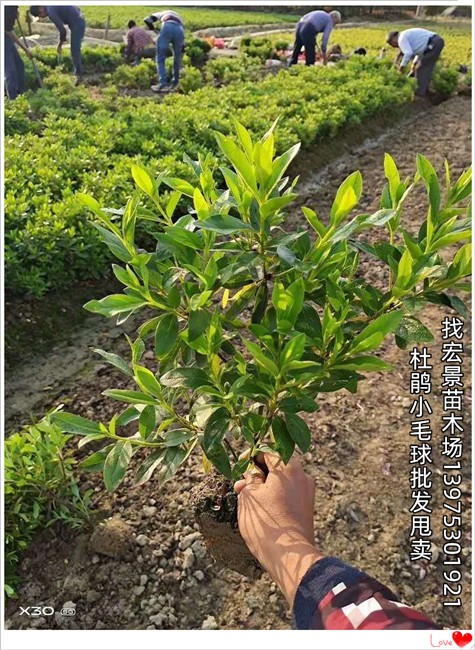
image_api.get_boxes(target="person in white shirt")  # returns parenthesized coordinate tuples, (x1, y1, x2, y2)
(386, 29, 445, 96)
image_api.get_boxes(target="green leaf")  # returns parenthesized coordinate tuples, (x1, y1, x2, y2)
(84, 294, 147, 317)
(351, 311, 403, 353)
(395, 316, 434, 350)
(103, 441, 132, 491)
(163, 225, 203, 250)
(272, 416, 294, 464)
(279, 395, 318, 413)
(161, 367, 212, 389)
(189, 309, 211, 342)
(156, 446, 187, 484)
(333, 356, 393, 372)
(51, 412, 102, 436)
(131, 164, 157, 201)
(103, 389, 158, 406)
(260, 194, 297, 220)
(79, 445, 113, 472)
(394, 249, 413, 291)
(215, 132, 257, 192)
(400, 229, 422, 259)
(243, 339, 279, 375)
(155, 313, 179, 359)
(92, 348, 133, 377)
(302, 207, 326, 237)
(284, 412, 311, 453)
(163, 429, 194, 447)
(384, 153, 400, 204)
(162, 177, 195, 198)
(195, 214, 252, 234)
(134, 449, 166, 486)
(203, 407, 232, 479)
(93, 225, 134, 263)
(134, 365, 162, 398)
(281, 333, 306, 366)
(330, 171, 362, 225)
(251, 283, 268, 324)
(266, 143, 301, 195)
(295, 303, 323, 345)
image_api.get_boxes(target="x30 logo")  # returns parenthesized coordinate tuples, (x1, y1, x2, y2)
(19, 606, 75, 617)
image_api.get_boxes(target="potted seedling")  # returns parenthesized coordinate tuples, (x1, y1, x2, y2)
(53, 121, 471, 574)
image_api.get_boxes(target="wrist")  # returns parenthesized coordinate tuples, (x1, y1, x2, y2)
(265, 534, 324, 606)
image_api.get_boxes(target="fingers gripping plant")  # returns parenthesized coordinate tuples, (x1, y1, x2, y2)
(53, 122, 472, 493)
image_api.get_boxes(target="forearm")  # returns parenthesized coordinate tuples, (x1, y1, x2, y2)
(321, 27, 332, 54)
(6, 30, 29, 55)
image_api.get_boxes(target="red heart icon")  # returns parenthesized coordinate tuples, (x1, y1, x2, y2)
(452, 631, 473, 648)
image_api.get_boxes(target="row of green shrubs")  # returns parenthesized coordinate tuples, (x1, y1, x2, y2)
(6, 58, 415, 296)
(5, 415, 92, 598)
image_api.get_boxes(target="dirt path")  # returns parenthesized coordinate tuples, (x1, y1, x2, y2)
(6, 96, 471, 631)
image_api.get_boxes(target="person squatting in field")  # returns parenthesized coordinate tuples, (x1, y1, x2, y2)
(29, 5, 86, 81)
(235, 453, 439, 630)
(4, 5, 34, 100)
(386, 28, 445, 96)
(125, 20, 155, 66)
(289, 10, 342, 67)
(144, 9, 185, 93)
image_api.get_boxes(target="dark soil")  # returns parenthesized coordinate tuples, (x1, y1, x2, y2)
(190, 474, 262, 578)
(5, 95, 472, 631)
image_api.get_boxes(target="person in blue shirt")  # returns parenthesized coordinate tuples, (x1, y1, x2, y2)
(290, 10, 341, 67)
(386, 29, 445, 96)
(30, 5, 86, 80)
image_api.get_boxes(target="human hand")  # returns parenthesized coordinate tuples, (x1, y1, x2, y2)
(234, 453, 322, 605)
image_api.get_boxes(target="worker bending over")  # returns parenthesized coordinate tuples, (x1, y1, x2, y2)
(125, 20, 155, 65)
(386, 28, 445, 96)
(144, 10, 185, 92)
(290, 10, 341, 67)
(4, 5, 33, 99)
(30, 6, 86, 81)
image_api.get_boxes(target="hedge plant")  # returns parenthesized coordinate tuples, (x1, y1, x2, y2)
(52, 122, 471, 489)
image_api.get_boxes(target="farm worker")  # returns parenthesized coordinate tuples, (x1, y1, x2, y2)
(143, 10, 185, 92)
(29, 6, 86, 80)
(235, 453, 439, 630)
(4, 5, 34, 100)
(125, 20, 155, 65)
(289, 10, 341, 67)
(386, 29, 445, 96)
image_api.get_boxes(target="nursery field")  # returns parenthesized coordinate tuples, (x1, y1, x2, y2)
(5, 58, 414, 296)
(276, 20, 472, 66)
(4, 19, 471, 297)
(22, 6, 301, 30)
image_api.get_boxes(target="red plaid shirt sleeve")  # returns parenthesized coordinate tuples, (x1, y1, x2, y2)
(293, 557, 439, 630)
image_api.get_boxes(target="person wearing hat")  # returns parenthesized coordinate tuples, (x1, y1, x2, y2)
(289, 10, 342, 67)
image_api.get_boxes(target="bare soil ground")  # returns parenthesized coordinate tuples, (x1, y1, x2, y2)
(5, 95, 472, 631)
